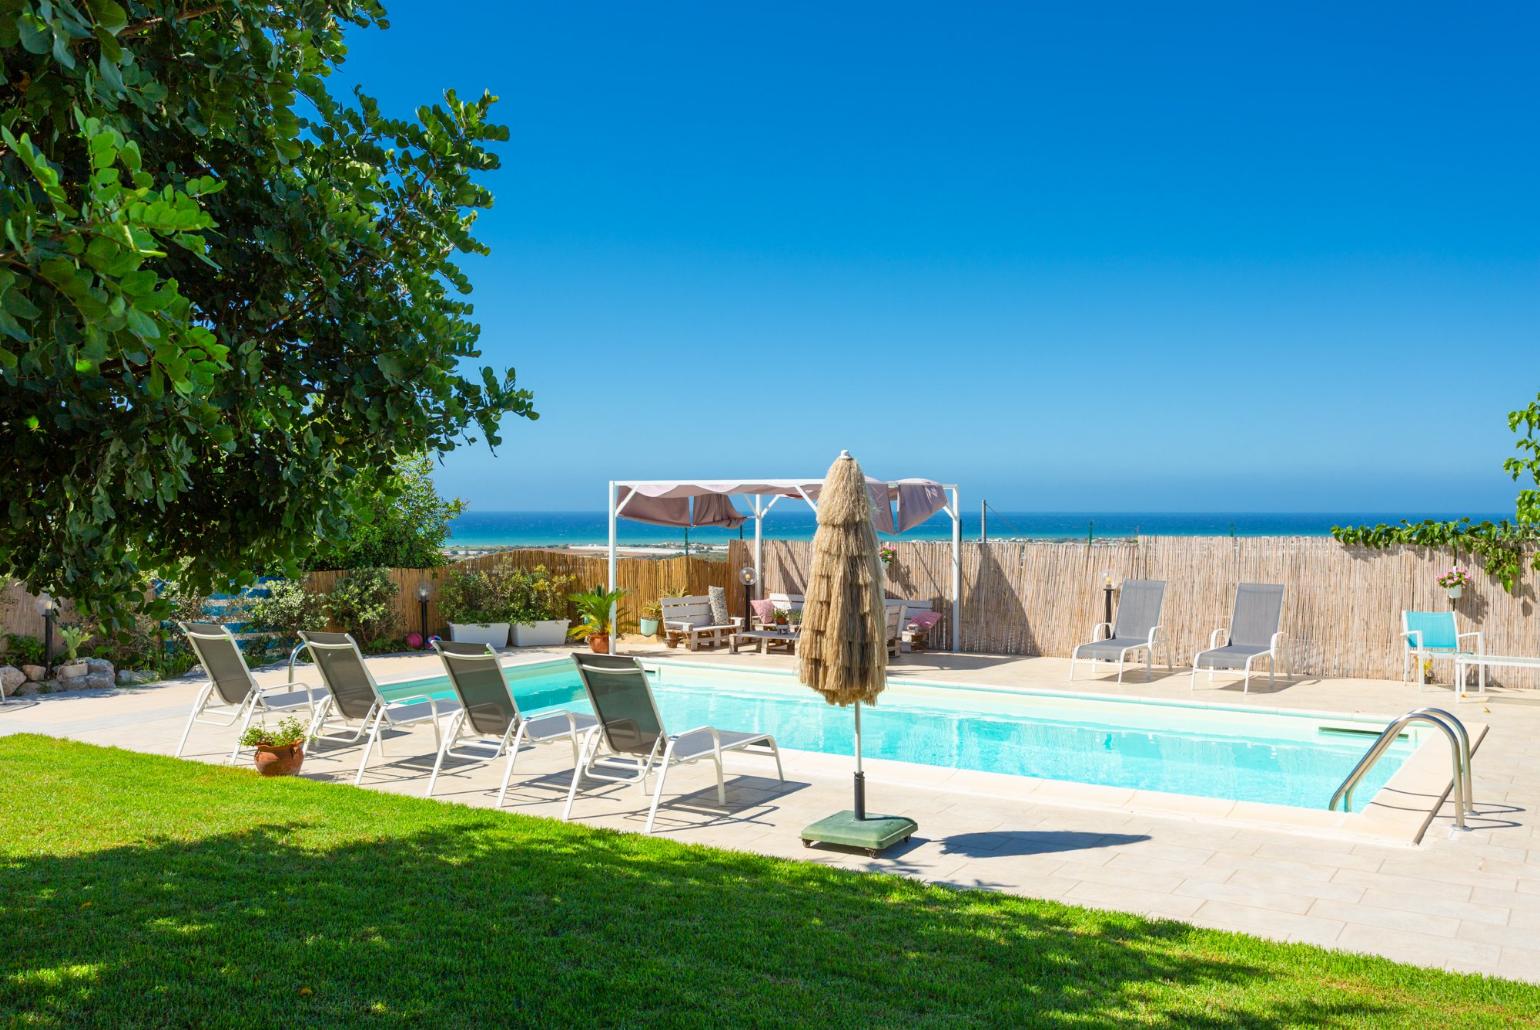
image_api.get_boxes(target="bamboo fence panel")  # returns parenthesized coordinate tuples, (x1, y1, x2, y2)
(754, 536, 1540, 687)
(302, 549, 740, 637)
(8, 537, 1539, 687)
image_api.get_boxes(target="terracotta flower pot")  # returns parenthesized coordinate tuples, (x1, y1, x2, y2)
(588, 633, 611, 654)
(253, 742, 305, 777)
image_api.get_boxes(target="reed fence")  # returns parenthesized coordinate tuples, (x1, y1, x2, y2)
(753, 536, 1540, 687)
(302, 549, 742, 638)
(7, 537, 1538, 687)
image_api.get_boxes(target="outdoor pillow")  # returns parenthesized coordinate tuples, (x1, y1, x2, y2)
(750, 598, 775, 624)
(907, 611, 943, 631)
(708, 586, 731, 626)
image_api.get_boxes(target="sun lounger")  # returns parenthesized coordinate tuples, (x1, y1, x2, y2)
(427, 641, 596, 803)
(1191, 583, 1286, 693)
(1069, 580, 1168, 682)
(299, 630, 459, 785)
(174, 622, 319, 762)
(563, 653, 783, 833)
(661, 594, 741, 650)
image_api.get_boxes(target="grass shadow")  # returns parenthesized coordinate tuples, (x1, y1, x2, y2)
(1, 735, 1533, 1026)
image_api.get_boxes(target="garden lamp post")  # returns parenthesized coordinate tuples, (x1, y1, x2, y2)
(738, 564, 758, 628)
(416, 582, 431, 646)
(35, 593, 56, 677)
(1102, 570, 1114, 635)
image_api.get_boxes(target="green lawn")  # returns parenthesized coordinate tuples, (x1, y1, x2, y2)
(1, 735, 1536, 1026)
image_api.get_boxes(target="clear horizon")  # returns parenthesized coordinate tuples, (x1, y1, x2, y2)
(337, 3, 1537, 513)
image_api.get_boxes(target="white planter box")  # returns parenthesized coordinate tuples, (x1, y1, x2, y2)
(449, 622, 510, 647)
(511, 619, 570, 647)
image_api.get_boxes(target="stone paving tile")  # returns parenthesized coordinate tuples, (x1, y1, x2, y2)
(1307, 898, 1460, 938)
(1064, 881, 1206, 921)
(1187, 902, 1345, 947)
(1355, 887, 1511, 927)
(1336, 925, 1501, 971)
(1172, 877, 1317, 916)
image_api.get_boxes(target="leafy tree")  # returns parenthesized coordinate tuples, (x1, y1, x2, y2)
(1333, 393, 1540, 591)
(303, 454, 463, 570)
(0, 1, 536, 629)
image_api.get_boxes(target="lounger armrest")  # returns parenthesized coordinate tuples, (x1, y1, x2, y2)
(1269, 631, 1283, 654)
(1400, 629, 1423, 650)
(1457, 630, 1484, 654)
(388, 692, 436, 713)
(1208, 626, 1228, 649)
(261, 678, 321, 707)
(1092, 622, 1112, 642)
(1146, 624, 1163, 647)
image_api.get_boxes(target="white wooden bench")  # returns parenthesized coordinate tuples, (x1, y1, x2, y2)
(661, 595, 742, 651)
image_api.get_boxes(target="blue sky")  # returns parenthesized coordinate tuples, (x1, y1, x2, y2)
(336, 2, 1538, 513)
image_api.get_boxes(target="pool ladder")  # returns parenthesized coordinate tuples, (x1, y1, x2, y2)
(1329, 707, 1473, 830)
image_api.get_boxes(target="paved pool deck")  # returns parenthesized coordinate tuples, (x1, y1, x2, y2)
(4, 642, 1540, 983)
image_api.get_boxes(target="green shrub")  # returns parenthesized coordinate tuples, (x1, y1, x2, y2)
(324, 568, 399, 644)
(3, 634, 46, 667)
(438, 568, 499, 625)
(246, 580, 326, 637)
(238, 716, 309, 748)
(504, 565, 577, 624)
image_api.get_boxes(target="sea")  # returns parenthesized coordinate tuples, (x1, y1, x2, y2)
(445, 511, 1505, 550)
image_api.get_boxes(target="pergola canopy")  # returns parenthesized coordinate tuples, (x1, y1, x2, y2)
(615, 477, 951, 535)
(607, 475, 962, 650)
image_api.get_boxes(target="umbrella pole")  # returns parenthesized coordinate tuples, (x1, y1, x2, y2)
(853, 701, 866, 820)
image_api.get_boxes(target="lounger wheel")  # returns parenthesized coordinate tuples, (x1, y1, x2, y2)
(865, 848, 878, 857)
(802, 839, 813, 849)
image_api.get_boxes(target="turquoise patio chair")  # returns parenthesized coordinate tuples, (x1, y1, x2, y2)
(1401, 610, 1483, 691)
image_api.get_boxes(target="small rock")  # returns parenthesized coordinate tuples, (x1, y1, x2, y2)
(20, 664, 45, 682)
(116, 669, 157, 685)
(0, 666, 23, 693)
(14, 682, 40, 697)
(80, 672, 115, 691)
(85, 658, 114, 676)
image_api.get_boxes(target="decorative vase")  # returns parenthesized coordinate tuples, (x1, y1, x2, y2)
(511, 619, 570, 647)
(639, 617, 660, 637)
(253, 743, 304, 777)
(588, 633, 610, 654)
(448, 622, 510, 647)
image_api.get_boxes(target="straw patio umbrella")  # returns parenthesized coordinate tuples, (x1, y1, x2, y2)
(798, 451, 918, 856)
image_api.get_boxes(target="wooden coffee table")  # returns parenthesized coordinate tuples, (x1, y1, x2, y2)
(731, 629, 800, 654)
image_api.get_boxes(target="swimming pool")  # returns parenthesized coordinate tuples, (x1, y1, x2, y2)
(379, 659, 1412, 812)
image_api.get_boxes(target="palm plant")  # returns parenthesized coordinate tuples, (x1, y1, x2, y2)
(567, 586, 626, 648)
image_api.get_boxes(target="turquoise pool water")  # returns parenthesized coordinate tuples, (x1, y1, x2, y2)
(379, 660, 1413, 812)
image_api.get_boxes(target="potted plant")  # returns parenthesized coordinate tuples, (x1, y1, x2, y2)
(438, 569, 510, 647)
(568, 585, 626, 654)
(772, 607, 790, 627)
(508, 565, 576, 647)
(879, 545, 897, 568)
(639, 601, 662, 638)
(1438, 565, 1470, 600)
(239, 716, 309, 776)
(56, 625, 91, 679)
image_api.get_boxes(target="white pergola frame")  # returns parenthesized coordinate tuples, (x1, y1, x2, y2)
(606, 478, 963, 651)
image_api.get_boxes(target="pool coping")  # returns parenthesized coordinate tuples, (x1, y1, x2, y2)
(473, 651, 1484, 846)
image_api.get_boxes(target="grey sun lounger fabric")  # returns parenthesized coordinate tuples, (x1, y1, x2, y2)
(1197, 584, 1285, 668)
(565, 653, 783, 833)
(1074, 581, 1166, 659)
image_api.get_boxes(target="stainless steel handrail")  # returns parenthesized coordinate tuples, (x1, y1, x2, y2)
(1329, 708, 1472, 830)
(287, 640, 308, 684)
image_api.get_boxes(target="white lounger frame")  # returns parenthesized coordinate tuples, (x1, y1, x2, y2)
(174, 623, 319, 763)
(301, 633, 456, 785)
(1190, 628, 1286, 694)
(1069, 622, 1168, 683)
(564, 724, 785, 833)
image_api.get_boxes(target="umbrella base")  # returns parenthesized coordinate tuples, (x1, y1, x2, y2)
(800, 811, 918, 857)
